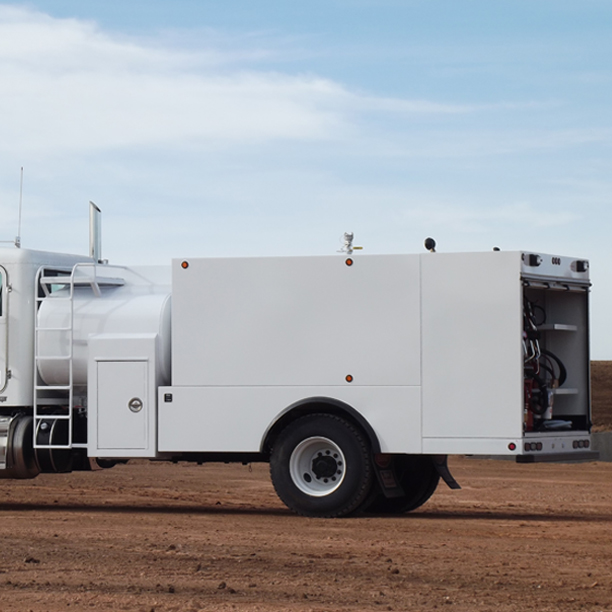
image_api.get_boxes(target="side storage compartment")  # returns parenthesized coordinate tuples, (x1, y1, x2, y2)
(421, 250, 593, 460)
(87, 333, 160, 458)
(522, 280, 590, 433)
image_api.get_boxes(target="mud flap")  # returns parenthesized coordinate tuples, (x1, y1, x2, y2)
(433, 455, 461, 490)
(372, 454, 404, 499)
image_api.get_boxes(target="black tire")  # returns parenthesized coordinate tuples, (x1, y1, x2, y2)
(6, 416, 40, 479)
(365, 455, 439, 514)
(270, 413, 373, 518)
(35, 417, 72, 473)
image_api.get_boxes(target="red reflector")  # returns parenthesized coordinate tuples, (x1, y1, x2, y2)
(585, 440, 590, 448)
(374, 454, 392, 468)
(508, 443, 516, 451)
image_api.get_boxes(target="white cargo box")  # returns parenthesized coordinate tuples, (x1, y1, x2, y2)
(159, 251, 591, 459)
(160, 254, 423, 453)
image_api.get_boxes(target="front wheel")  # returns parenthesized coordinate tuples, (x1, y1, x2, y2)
(270, 414, 373, 518)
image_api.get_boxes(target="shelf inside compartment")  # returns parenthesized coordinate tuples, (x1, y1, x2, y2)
(538, 323, 577, 332)
(551, 388, 578, 396)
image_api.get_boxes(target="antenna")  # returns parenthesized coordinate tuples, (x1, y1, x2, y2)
(15, 167, 23, 248)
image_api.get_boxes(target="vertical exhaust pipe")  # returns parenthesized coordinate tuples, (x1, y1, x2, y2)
(89, 201, 102, 263)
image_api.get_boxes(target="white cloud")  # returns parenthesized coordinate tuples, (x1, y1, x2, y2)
(0, 6, 230, 72)
(0, 67, 351, 152)
(0, 5, 514, 160)
(0, 6, 354, 156)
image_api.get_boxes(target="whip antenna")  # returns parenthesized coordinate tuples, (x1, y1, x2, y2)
(16, 166, 23, 248)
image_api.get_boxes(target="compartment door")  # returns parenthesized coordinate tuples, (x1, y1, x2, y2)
(421, 251, 524, 442)
(97, 360, 148, 450)
(0, 266, 8, 390)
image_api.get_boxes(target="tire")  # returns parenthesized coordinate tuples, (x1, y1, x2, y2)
(365, 455, 439, 514)
(5, 416, 40, 479)
(270, 413, 373, 518)
(35, 417, 72, 473)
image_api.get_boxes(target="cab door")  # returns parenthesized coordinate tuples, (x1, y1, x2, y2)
(0, 266, 8, 391)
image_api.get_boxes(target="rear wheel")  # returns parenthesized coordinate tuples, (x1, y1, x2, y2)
(365, 454, 439, 514)
(270, 414, 373, 518)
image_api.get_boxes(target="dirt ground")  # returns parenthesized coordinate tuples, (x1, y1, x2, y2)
(1, 363, 612, 612)
(1, 458, 612, 612)
(590, 361, 612, 430)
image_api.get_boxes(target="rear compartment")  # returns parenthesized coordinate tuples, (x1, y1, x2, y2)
(520, 254, 593, 461)
(420, 250, 595, 461)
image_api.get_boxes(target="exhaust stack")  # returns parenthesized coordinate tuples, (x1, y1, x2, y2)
(89, 201, 102, 263)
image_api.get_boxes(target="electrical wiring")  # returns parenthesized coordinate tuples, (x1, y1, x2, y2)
(523, 298, 568, 426)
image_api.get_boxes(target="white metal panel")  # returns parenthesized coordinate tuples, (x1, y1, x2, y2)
(88, 333, 159, 458)
(158, 385, 422, 454)
(421, 251, 524, 441)
(0, 266, 7, 390)
(0, 247, 92, 268)
(171, 254, 421, 388)
(422, 437, 522, 455)
(97, 360, 147, 450)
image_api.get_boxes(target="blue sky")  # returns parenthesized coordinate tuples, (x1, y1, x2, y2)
(1, 1, 612, 356)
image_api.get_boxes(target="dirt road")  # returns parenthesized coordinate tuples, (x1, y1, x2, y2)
(1, 456, 611, 612)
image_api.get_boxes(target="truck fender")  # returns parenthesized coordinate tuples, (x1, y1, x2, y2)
(261, 396, 382, 456)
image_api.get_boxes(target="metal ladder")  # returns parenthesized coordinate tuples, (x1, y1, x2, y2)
(33, 263, 125, 451)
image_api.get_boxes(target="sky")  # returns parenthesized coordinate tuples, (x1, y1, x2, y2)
(0, 1, 611, 356)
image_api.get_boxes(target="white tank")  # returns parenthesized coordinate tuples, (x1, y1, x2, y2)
(36, 267, 171, 386)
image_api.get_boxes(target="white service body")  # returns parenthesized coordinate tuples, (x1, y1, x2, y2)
(150, 251, 590, 459)
(0, 245, 594, 502)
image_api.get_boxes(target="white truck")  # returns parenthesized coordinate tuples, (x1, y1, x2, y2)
(0, 210, 596, 517)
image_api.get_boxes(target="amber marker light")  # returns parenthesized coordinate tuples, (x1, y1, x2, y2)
(181, 261, 189, 269)
(345, 374, 353, 383)
(345, 258, 353, 267)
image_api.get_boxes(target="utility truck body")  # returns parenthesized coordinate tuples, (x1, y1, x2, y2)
(0, 235, 595, 517)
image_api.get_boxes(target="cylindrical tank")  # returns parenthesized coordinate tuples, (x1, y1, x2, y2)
(36, 286, 171, 386)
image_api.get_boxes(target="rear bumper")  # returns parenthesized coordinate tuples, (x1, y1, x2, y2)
(517, 450, 599, 463)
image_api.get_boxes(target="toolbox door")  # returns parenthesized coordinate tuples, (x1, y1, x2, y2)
(97, 360, 148, 450)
